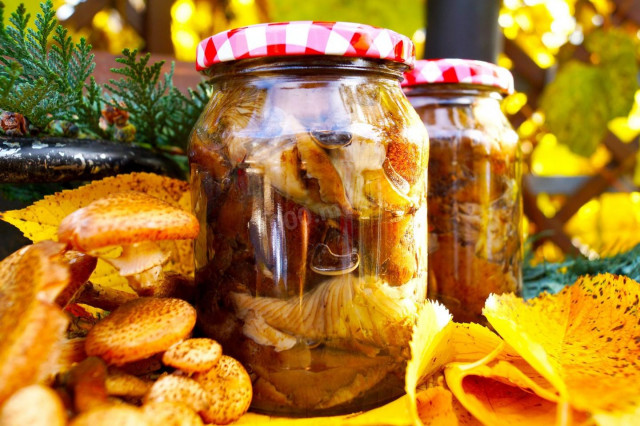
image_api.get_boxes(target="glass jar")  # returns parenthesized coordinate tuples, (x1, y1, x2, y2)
(403, 59, 522, 324)
(189, 22, 429, 416)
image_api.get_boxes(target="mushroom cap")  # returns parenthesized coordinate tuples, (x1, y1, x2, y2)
(142, 401, 204, 426)
(85, 298, 196, 366)
(58, 191, 199, 252)
(193, 355, 252, 425)
(54, 251, 98, 308)
(0, 241, 70, 404)
(145, 374, 210, 413)
(162, 338, 223, 374)
(0, 384, 66, 426)
(105, 368, 153, 399)
(67, 356, 109, 413)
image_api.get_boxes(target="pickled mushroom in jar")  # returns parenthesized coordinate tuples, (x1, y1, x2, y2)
(425, 115, 521, 323)
(190, 77, 429, 414)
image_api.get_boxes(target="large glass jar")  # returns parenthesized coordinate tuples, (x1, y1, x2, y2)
(403, 59, 522, 324)
(189, 22, 429, 416)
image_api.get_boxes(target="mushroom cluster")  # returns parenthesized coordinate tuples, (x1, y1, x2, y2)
(0, 190, 252, 425)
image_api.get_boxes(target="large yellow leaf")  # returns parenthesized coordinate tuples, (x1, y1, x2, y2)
(483, 273, 640, 423)
(0, 173, 194, 289)
(404, 301, 509, 425)
(445, 358, 590, 426)
(1, 173, 190, 242)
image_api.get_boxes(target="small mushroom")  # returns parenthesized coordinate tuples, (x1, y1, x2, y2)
(71, 282, 138, 312)
(142, 401, 204, 426)
(162, 338, 223, 374)
(193, 355, 252, 425)
(105, 368, 153, 399)
(85, 298, 196, 366)
(66, 357, 109, 412)
(69, 404, 149, 426)
(54, 251, 98, 308)
(0, 384, 66, 426)
(58, 191, 199, 295)
(145, 375, 210, 413)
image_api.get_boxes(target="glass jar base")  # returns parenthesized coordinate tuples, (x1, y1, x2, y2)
(248, 374, 405, 417)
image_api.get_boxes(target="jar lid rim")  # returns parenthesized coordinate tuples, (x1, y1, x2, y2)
(195, 21, 415, 71)
(401, 59, 514, 94)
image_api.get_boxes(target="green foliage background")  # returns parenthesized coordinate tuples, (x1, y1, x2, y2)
(539, 29, 638, 158)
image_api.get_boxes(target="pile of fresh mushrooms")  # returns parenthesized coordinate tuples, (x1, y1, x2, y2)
(0, 190, 252, 425)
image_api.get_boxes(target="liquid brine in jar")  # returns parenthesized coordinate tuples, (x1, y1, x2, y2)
(189, 22, 430, 416)
(403, 59, 523, 324)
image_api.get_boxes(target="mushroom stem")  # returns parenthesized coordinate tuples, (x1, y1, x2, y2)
(72, 282, 138, 312)
(126, 265, 164, 296)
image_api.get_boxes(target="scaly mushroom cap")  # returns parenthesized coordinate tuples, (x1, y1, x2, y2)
(162, 338, 222, 374)
(105, 368, 153, 399)
(142, 401, 204, 426)
(58, 191, 199, 252)
(193, 355, 252, 425)
(0, 384, 66, 426)
(145, 375, 210, 413)
(85, 298, 196, 366)
(0, 241, 70, 404)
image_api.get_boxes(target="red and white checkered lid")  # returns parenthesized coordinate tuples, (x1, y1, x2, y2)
(196, 21, 415, 71)
(402, 59, 514, 94)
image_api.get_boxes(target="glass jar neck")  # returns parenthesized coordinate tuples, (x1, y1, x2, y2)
(404, 83, 504, 105)
(203, 56, 408, 84)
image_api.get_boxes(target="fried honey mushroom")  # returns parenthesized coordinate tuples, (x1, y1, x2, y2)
(57, 191, 199, 295)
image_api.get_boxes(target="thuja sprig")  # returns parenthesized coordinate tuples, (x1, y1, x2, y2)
(0, 1, 103, 134)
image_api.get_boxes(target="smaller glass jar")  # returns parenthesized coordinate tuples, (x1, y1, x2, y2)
(403, 59, 522, 324)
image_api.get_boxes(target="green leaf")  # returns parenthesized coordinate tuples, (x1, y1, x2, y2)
(541, 28, 638, 158)
(585, 28, 638, 119)
(539, 61, 610, 157)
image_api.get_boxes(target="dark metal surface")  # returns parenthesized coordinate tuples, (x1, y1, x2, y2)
(425, 0, 502, 63)
(0, 137, 185, 183)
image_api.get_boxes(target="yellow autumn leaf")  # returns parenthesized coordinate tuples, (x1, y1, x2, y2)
(404, 301, 509, 425)
(445, 357, 590, 426)
(405, 301, 453, 424)
(483, 273, 640, 423)
(0, 173, 194, 289)
(416, 385, 481, 426)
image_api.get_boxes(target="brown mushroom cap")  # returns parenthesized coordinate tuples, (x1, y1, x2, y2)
(106, 368, 153, 399)
(58, 191, 199, 252)
(193, 355, 252, 425)
(54, 251, 98, 308)
(0, 241, 70, 404)
(0, 384, 66, 426)
(85, 298, 196, 366)
(142, 401, 204, 426)
(145, 375, 210, 413)
(162, 338, 223, 374)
